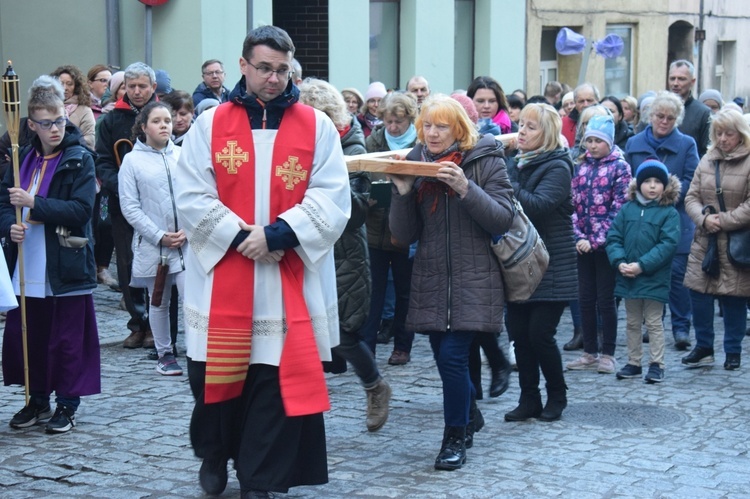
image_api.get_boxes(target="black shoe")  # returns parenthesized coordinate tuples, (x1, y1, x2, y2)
(199, 457, 228, 496)
(724, 353, 741, 371)
(642, 330, 650, 343)
(465, 401, 485, 449)
(44, 405, 76, 434)
(538, 389, 567, 422)
(563, 328, 583, 351)
(616, 363, 643, 380)
(674, 332, 691, 351)
(644, 363, 665, 383)
(434, 426, 467, 471)
(9, 401, 53, 429)
(504, 395, 543, 422)
(682, 346, 715, 368)
(146, 348, 159, 361)
(489, 366, 511, 398)
(241, 491, 272, 499)
(376, 319, 394, 344)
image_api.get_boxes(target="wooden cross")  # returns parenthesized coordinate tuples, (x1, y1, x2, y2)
(215, 140, 248, 174)
(275, 156, 307, 190)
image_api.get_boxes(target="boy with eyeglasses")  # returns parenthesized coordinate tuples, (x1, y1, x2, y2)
(1, 75, 100, 433)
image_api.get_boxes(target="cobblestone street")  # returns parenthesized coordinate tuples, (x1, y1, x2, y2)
(1, 282, 749, 498)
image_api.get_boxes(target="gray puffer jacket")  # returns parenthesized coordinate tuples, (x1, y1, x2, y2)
(390, 134, 515, 333)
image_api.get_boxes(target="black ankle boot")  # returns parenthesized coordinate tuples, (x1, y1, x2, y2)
(563, 328, 583, 351)
(435, 426, 467, 470)
(539, 386, 567, 422)
(465, 400, 485, 449)
(504, 393, 543, 422)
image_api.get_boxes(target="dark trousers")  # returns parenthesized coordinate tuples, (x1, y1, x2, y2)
(332, 329, 381, 387)
(361, 248, 413, 353)
(188, 360, 328, 493)
(111, 212, 149, 333)
(691, 290, 747, 354)
(506, 301, 567, 398)
(428, 331, 476, 426)
(669, 253, 692, 337)
(578, 251, 618, 356)
(468, 332, 509, 400)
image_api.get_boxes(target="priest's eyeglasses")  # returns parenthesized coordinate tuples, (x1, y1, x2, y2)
(246, 60, 294, 80)
(30, 117, 67, 130)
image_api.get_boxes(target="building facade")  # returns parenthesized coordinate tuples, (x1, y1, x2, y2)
(0, 0, 747, 121)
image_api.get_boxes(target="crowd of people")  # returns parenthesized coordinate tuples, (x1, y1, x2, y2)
(2, 23, 750, 497)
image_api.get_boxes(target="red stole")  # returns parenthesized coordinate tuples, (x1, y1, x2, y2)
(207, 102, 330, 416)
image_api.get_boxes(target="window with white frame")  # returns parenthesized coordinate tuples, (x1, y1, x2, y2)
(605, 25, 633, 98)
(539, 28, 558, 91)
(370, 0, 399, 89)
(715, 40, 736, 99)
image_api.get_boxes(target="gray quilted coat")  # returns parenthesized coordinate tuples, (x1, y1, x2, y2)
(389, 134, 514, 333)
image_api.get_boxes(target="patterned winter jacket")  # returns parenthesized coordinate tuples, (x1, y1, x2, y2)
(571, 147, 632, 250)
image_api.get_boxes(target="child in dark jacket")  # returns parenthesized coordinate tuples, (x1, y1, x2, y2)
(1, 75, 99, 433)
(606, 160, 681, 383)
(566, 114, 632, 375)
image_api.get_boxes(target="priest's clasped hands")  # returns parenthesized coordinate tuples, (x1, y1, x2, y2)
(237, 220, 285, 264)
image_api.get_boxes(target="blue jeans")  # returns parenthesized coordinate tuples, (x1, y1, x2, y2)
(30, 392, 80, 411)
(690, 290, 747, 354)
(669, 254, 692, 337)
(361, 248, 413, 353)
(428, 331, 476, 426)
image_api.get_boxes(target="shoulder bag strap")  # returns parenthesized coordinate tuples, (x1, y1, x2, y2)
(715, 159, 727, 212)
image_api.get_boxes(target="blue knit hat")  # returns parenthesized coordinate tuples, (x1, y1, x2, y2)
(636, 159, 669, 189)
(583, 114, 615, 150)
(155, 69, 172, 95)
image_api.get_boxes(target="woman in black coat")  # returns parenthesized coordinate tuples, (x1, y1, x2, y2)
(504, 103, 578, 422)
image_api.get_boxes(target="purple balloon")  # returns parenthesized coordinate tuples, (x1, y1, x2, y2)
(556, 27, 586, 55)
(594, 34, 624, 59)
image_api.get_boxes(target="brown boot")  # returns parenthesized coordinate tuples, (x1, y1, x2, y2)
(123, 330, 145, 349)
(142, 331, 155, 349)
(365, 378, 392, 432)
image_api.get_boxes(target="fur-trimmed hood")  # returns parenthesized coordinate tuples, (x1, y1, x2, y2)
(626, 174, 681, 207)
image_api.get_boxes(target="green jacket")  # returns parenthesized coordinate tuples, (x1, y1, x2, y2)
(605, 176, 681, 303)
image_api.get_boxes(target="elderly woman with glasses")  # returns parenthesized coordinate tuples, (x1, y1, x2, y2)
(389, 94, 514, 471)
(683, 108, 750, 371)
(625, 91, 700, 351)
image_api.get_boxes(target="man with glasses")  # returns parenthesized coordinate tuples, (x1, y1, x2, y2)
(192, 59, 230, 109)
(95, 62, 157, 351)
(176, 25, 349, 498)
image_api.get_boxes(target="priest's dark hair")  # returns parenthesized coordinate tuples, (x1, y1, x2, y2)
(131, 101, 173, 143)
(242, 25, 295, 60)
(28, 75, 65, 115)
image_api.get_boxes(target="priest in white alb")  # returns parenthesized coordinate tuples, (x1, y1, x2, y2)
(174, 25, 350, 498)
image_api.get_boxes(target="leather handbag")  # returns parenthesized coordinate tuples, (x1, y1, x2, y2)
(491, 196, 550, 302)
(714, 160, 750, 268)
(151, 252, 168, 307)
(700, 206, 720, 278)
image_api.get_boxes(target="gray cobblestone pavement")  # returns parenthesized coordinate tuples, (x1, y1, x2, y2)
(1, 282, 750, 498)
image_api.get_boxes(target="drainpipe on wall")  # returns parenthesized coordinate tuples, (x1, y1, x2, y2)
(145, 5, 153, 66)
(106, 0, 121, 69)
(697, 0, 704, 95)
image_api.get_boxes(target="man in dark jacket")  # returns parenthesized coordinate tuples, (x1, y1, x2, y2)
(669, 59, 711, 158)
(561, 83, 599, 147)
(192, 59, 230, 109)
(95, 61, 157, 349)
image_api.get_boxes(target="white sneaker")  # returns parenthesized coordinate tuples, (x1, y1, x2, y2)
(566, 352, 599, 370)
